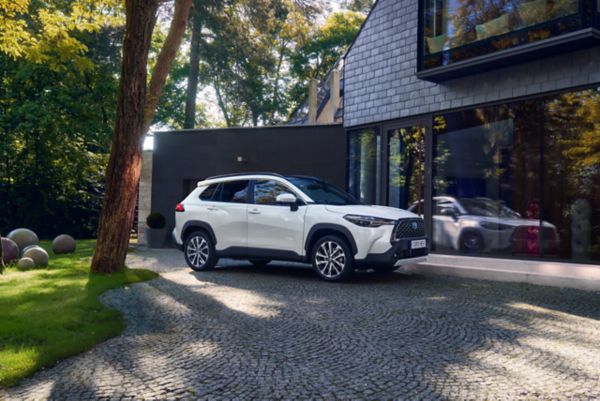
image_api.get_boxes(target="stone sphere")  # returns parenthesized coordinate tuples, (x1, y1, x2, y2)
(17, 257, 35, 269)
(22, 246, 49, 268)
(52, 234, 76, 254)
(7, 228, 39, 253)
(1, 237, 19, 264)
(21, 244, 39, 257)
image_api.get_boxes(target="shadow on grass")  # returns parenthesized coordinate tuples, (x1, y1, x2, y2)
(0, 240, 157, 389)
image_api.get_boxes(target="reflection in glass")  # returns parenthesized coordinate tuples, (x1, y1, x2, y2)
(422, 0, 582, 69)
(388, 126, 425, 211)
(431, 88, 600, 263)
(348, 127, 381, 204)
(254, 180, 294, 205)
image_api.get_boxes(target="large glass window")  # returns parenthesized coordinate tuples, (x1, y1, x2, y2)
(433, 87, 600, 263)
(387, 125, 426, 211)
(348, 127, 381, 205)
(421, 0, 590, 71)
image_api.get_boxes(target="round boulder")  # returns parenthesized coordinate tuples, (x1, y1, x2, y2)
(7, 228, 39, 253)
(1, 237, 19, 264)
(22, 246, 49, 268)
(21, 244, 39, 257)
(17, 257, 35, 269)
(52, 234, 76, 255)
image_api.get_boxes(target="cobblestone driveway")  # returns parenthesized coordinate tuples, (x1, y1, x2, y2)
(3, 249, 600, 400)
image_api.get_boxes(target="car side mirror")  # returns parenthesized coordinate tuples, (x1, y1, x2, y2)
(276, 193, 298, 211)
(440, 207, 458, 221)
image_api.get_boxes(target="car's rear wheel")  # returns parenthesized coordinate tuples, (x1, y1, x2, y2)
(184, 231, 217, 271)
(249, 259, 271, 267)
(311, 235, 354, 282)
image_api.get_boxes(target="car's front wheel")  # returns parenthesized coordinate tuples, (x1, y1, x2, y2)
(311, 235, 354, 282)
(184, 231, 217, 271)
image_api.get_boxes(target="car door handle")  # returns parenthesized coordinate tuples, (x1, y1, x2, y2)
(207, 206, 219, 211)
(248, 209, 261, 215)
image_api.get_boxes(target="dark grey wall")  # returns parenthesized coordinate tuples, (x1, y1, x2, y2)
(151, 124, 347, 242)
(343, 0, 600, 128)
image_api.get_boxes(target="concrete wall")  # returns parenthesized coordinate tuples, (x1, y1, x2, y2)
(149, 125, 347, 247)
(343, 0, 600, 128)
(137, 150, 153, 244)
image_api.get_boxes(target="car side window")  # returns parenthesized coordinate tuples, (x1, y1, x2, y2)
(217, 180, 250, 203)
(199, 183, 219, 201)
(254, 180, 295, 205)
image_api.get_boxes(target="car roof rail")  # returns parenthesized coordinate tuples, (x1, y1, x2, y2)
(204, 172, 284, 181)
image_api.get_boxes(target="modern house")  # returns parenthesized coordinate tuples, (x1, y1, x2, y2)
(140, 0, 600, 286)
(343, 0, 600, 277)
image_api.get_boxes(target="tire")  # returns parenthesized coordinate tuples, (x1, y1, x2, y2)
(311, 235, 354, 282)
(459, 231, 484, 252)
(249, 259, 271, 267)
(184, 231, 217, 271)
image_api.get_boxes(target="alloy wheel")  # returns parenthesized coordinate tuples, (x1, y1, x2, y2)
(315, 241, 346, 278)
(186, 235, 209, 268)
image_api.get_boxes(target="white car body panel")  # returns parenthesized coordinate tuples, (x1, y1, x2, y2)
(174, 174, 428, 268)
(247, 204, 308, 254)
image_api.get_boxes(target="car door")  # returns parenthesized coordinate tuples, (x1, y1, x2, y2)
(204, 180, 250, 252)
(247, 179, 307, 256)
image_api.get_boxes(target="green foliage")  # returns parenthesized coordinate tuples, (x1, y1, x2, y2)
(146, 212, 166, 229)
(288, 11, 364, 112)
(0, 27, 121, 239)
(0, 240, 158, 388)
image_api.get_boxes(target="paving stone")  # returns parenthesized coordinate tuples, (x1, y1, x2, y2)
(1, 249, 600, 400)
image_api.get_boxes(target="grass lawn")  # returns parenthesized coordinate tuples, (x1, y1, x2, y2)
(0, 240, 158, 389)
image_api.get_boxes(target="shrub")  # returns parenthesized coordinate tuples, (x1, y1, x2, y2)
(146, 212, 166, 229)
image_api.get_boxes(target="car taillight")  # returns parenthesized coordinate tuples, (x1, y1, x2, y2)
(175, 203, 185, 212)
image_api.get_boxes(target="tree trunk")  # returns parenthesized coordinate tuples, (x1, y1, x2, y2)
(91, 0, 193, 274)
(91, 0, 160, 274)
(184, 8, 202, 129)
(143, 0, 193, 134)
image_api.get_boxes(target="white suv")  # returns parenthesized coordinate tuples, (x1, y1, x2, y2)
(173, 173, 428, 281)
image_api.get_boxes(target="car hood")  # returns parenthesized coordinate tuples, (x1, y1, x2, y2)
(324, 205, 419, 220)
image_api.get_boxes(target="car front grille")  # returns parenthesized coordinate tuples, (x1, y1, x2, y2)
(393, 218, 425, 240)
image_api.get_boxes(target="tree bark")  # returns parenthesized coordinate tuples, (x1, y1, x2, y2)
(91, 0, 160, 274)
(143, 0, 193, 133)
(184, 7, 202, 129)
(92, 0, 194, 273)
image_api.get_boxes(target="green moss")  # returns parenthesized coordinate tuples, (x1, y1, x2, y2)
(0, 240, 158, 388)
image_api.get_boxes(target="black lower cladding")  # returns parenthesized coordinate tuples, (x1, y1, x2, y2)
(356, 236, 428, 267)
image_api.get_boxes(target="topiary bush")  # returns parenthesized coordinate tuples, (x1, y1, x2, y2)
(146, 212, 166, 229)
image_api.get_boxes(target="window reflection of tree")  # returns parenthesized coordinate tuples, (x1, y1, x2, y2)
(544, 89, 600, 260)
(388, 125, 425, 212)
(254, 180, 290, 205)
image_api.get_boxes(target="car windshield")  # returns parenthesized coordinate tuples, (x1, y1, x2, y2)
(286, 177, 361, 206)
(458, 198, 521, 218)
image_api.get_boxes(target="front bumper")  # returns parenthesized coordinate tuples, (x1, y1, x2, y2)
(355, 236, 428, 267)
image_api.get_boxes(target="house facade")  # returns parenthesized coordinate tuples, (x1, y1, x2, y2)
(343, 0, 600, 267)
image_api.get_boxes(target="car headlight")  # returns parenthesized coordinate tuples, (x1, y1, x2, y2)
(343, 214, 396, 228)
(479, 221, 513, 231)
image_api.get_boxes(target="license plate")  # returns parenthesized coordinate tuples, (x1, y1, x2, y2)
(411, 239, 426, 249)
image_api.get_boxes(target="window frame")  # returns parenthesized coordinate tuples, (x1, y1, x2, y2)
(251, 179, 304, 207)
(210, 179, 252, 204)
(416, 0, 600, 81)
